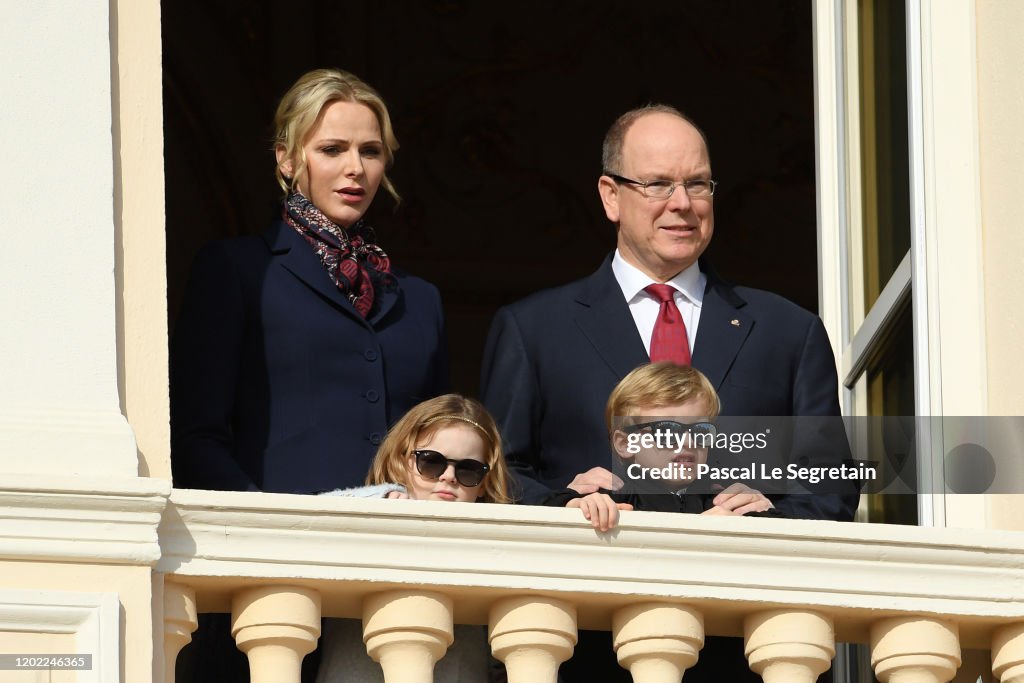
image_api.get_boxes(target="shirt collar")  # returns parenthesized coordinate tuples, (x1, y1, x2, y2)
(611, 250, 706, 306)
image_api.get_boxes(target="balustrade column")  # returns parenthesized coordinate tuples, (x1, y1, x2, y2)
(362, 590, 454, 683)
(489, 596, 577, 683)
(870, 617, 960, 683)
(163, 581, 197, 683)
(612, 602, 703, 682)
(231, 585, 321, 683)
(744, 609, 835, 683)
(993, 623, 1024, 683)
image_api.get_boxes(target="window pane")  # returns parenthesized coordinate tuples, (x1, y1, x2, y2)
(864, 304, 916, 525)
(858, 0, 911, 310)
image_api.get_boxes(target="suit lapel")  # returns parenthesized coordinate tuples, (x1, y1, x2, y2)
(367, 280, 401, 326)
(263, 221, 368, 327)
(574, 257, 650, 378)
(691, 270, 753, 391)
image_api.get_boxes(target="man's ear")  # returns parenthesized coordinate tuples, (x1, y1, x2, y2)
(612, 430, 634, 461)
(598, 175, 620, 224)
(275, 144, 294, 179)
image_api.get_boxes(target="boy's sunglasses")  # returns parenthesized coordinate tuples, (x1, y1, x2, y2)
(413, 450, 490, 487)
(621, 420, 718, 441)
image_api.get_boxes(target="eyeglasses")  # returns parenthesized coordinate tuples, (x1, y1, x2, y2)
(621, 420, 718, 445)
(606, 173, 717, 200)
(413, 450, 490, 487)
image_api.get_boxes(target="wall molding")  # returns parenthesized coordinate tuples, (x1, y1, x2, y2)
(0, 475, 168, 565)
(0, 589, 119, 683)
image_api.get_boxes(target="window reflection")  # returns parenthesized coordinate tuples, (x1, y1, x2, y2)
(858, 0, 911, 311)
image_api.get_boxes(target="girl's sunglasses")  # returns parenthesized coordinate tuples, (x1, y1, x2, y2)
(413, 450, 490, 487)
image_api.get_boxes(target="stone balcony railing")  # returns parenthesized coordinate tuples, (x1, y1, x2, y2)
(158, 489, 1024, 683)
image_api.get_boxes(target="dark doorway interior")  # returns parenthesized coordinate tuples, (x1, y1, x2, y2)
(163, 0, 818, 395)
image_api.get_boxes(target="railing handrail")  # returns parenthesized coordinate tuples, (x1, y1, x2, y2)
(159, 488, 1024, 647)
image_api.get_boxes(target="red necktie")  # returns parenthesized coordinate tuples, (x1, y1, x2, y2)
(644, 284, 692, 365)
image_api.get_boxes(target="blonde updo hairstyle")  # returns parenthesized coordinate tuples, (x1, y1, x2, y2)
(273, 68, 401, 202)
(366, 394, 512, 504)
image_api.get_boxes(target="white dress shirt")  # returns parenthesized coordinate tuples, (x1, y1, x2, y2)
(611, 250, 706, 356)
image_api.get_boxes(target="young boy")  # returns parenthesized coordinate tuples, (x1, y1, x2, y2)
(607, 361, 776, 516)
(548, 362, 777, 520)
(556, 362, 782, 683)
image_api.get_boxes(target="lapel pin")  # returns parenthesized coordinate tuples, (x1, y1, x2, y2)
(730, 319, 741, 327)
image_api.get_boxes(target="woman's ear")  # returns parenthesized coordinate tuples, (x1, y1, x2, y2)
(612, 430, 635, 461)
(275, 144, 294, 179)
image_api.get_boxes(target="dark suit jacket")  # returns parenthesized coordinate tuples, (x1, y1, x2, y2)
(171, 218, 448, 494)
(481, 254, 858, 521)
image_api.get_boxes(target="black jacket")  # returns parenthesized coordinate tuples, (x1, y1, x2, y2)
(171, 219, 448, 493)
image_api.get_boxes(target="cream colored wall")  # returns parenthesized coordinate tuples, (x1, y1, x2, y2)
(0, 564, 154, 683)
(976, 0, 1024, 414)
(0, 633, 77, 683)
(113, 0, 170, 481)
(975, 0, 1024, 531)
(2, 1, 166, 681)
(0, 0, 138, 478)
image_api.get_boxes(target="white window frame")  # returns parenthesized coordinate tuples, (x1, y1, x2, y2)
(813, 0, 988, 530)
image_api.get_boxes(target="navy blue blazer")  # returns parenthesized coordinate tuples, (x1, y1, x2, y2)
(171, 219, 448, 494)
(480, 254, 858, 521)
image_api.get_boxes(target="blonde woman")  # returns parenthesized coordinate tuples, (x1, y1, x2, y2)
(172, 68, 448, 496)
(171, 67, 448, 683)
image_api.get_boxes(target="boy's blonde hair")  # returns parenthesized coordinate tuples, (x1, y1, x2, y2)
(366, 394, 511, 504)
(605, 362, 721, 432)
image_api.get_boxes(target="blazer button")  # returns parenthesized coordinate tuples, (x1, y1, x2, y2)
(364, 349, 378, 361)
(369, 432, 382, 445)
(365, 390, 380, 403)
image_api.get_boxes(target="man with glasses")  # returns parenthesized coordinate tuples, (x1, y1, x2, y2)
(481, 103, 852, 681)
(482, 104, 855, 518)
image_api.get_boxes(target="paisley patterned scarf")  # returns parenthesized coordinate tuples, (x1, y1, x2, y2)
(282, 192, 393, 318)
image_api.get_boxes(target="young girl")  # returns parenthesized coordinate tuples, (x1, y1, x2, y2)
(322, 393, 511, 503)
(326, 393, 626, 528)
(317, 394, 507, 683)
(317, 394, 624, 682)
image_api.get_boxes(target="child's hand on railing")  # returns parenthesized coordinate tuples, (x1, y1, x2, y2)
(566, 493, 633, 531)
